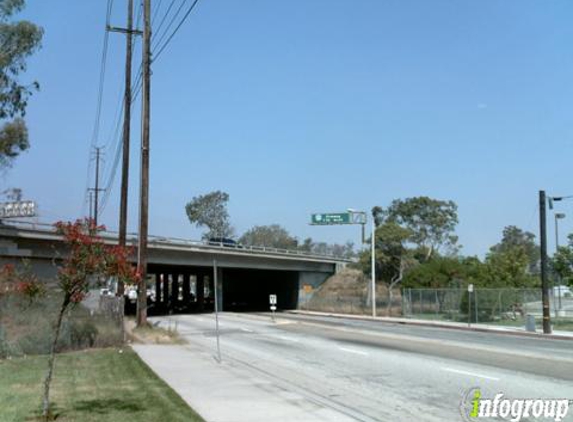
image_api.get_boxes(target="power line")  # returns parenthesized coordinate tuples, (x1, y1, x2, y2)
(151, 0, 164, 25)
(97, 65, 143, 215)
(152, 0, 178, 41)
(151, 0, 189, 54)
(153, 0, 200, 62)
(83, 0, 114, 215)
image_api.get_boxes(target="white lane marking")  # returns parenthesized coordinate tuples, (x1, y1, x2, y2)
(338, 347, 369, 356)
(241, 328, 254, 333)
(275, 321, 296, 325)
(278, 336, 300, 343)
(440, 367, 500, 381)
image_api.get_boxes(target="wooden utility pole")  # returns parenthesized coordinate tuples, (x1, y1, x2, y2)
(118, 0, 134, 251)
(106, 0, 138, 296)
(88, 191, 93, 221)
(539, 190, 552, 334)
(136, 0, 151, 327)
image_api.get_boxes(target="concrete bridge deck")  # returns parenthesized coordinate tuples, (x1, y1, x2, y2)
(0, 221, 351, 312)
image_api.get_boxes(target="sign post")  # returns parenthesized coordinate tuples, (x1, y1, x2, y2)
(310, 209, 372, 315)
(269, 294, 277, 322)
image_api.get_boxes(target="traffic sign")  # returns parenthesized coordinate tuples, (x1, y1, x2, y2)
(0, 201, 36, 218)
(269, 294, 277, 305)
(468, 284, 474, 293)
(311, 213, 351, 225)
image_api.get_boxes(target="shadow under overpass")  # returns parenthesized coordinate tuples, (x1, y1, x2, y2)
(125, 266, 301, 315)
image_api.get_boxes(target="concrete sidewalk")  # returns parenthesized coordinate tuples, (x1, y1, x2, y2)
(133, 343, 359, 422)
(289, 310, 573, 340)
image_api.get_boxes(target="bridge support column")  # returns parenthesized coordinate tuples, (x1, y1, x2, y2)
(197, 274, 205, 312)
(183, 274, 191, 308)
(170, 274, 179, 309)
(162, 274, 169, 309)
(155, 273, 161, 309)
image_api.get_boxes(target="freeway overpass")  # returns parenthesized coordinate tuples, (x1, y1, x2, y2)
(0, 221, 350, 312)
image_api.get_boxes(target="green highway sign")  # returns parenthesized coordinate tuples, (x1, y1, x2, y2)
(311, 212, 351, 225)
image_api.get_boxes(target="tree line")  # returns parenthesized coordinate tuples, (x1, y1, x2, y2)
(186, 191, 573, 292)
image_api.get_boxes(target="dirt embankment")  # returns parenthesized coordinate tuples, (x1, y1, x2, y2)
(303, 268, 402, 316)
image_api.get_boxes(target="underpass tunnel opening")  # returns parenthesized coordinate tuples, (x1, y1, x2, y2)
(222, 268, 299, 312)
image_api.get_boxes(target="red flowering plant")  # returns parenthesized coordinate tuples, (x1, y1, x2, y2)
(42, 219, 139, 420)
(0, 261, 45, 303)
(0, 263, 16, 295)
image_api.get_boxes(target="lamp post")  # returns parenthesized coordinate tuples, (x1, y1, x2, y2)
(347, 208, 375, 317)
(371, 216, 376, 318)
(555, 212, 566, 313)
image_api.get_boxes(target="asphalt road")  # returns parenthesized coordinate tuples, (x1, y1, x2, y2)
(153, 312, 573, 422)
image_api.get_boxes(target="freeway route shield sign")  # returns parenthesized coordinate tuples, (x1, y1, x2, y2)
(311, 213, 351, 225)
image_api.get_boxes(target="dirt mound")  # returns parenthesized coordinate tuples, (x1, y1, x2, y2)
(314, 268, 391, 298)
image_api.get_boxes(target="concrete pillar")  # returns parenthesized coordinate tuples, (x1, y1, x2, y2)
(183, 273, 191, 307)
(155, 273, 161, 308)
(162, 273, 169, 308)
(170, 274, 179, 307)
(197, 274, 205, 311)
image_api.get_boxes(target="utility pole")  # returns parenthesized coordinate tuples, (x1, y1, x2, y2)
(118, 0, 133, 251)
(94, 147, 101, 226)
(88, 147, 105, 226)
(539, 190, 552, 334)
(88, 192, 93, 221)
(136, 0, 151, 327)
(108, 0, 140, 296)
(371, 216, 376, 318)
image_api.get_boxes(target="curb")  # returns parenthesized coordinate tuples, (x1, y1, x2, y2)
(287, 310, 573, 341)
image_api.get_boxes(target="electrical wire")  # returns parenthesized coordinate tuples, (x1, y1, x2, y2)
(153, 0, 200, 62)
(152, 0, 178, 42)
(82, 0, 114, 216)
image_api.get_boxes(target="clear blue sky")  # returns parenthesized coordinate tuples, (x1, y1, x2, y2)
(5, 0, 573, 257)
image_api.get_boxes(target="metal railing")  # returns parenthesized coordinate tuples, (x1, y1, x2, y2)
(1, 220, 353, 262)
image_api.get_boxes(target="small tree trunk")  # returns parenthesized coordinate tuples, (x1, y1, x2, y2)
(387, 288, 394, 317)
(42, 296, 69, 420)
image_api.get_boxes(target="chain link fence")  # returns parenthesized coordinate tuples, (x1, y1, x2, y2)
(299, 288, 403, 316)
(0, 289, 125, 358)
(402, 288, 573, 330)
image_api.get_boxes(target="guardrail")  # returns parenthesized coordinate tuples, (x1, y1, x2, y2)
(1, 219, 353, 262)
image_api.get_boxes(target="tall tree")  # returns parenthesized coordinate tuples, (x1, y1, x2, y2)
(360, 221, 413, 315)
(239, 224, 298, 249)
(550, 233, 573, 287)
(0, 0, 43, 169)
(377, 197, 459, 260)
(489, 225, 539, 273)
(185, 191, 234, 239)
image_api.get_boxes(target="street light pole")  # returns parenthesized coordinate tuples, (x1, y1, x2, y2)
(539, 190, 552, 334)
(371, 216, 376, 318)
(555, 212, 566, 312)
